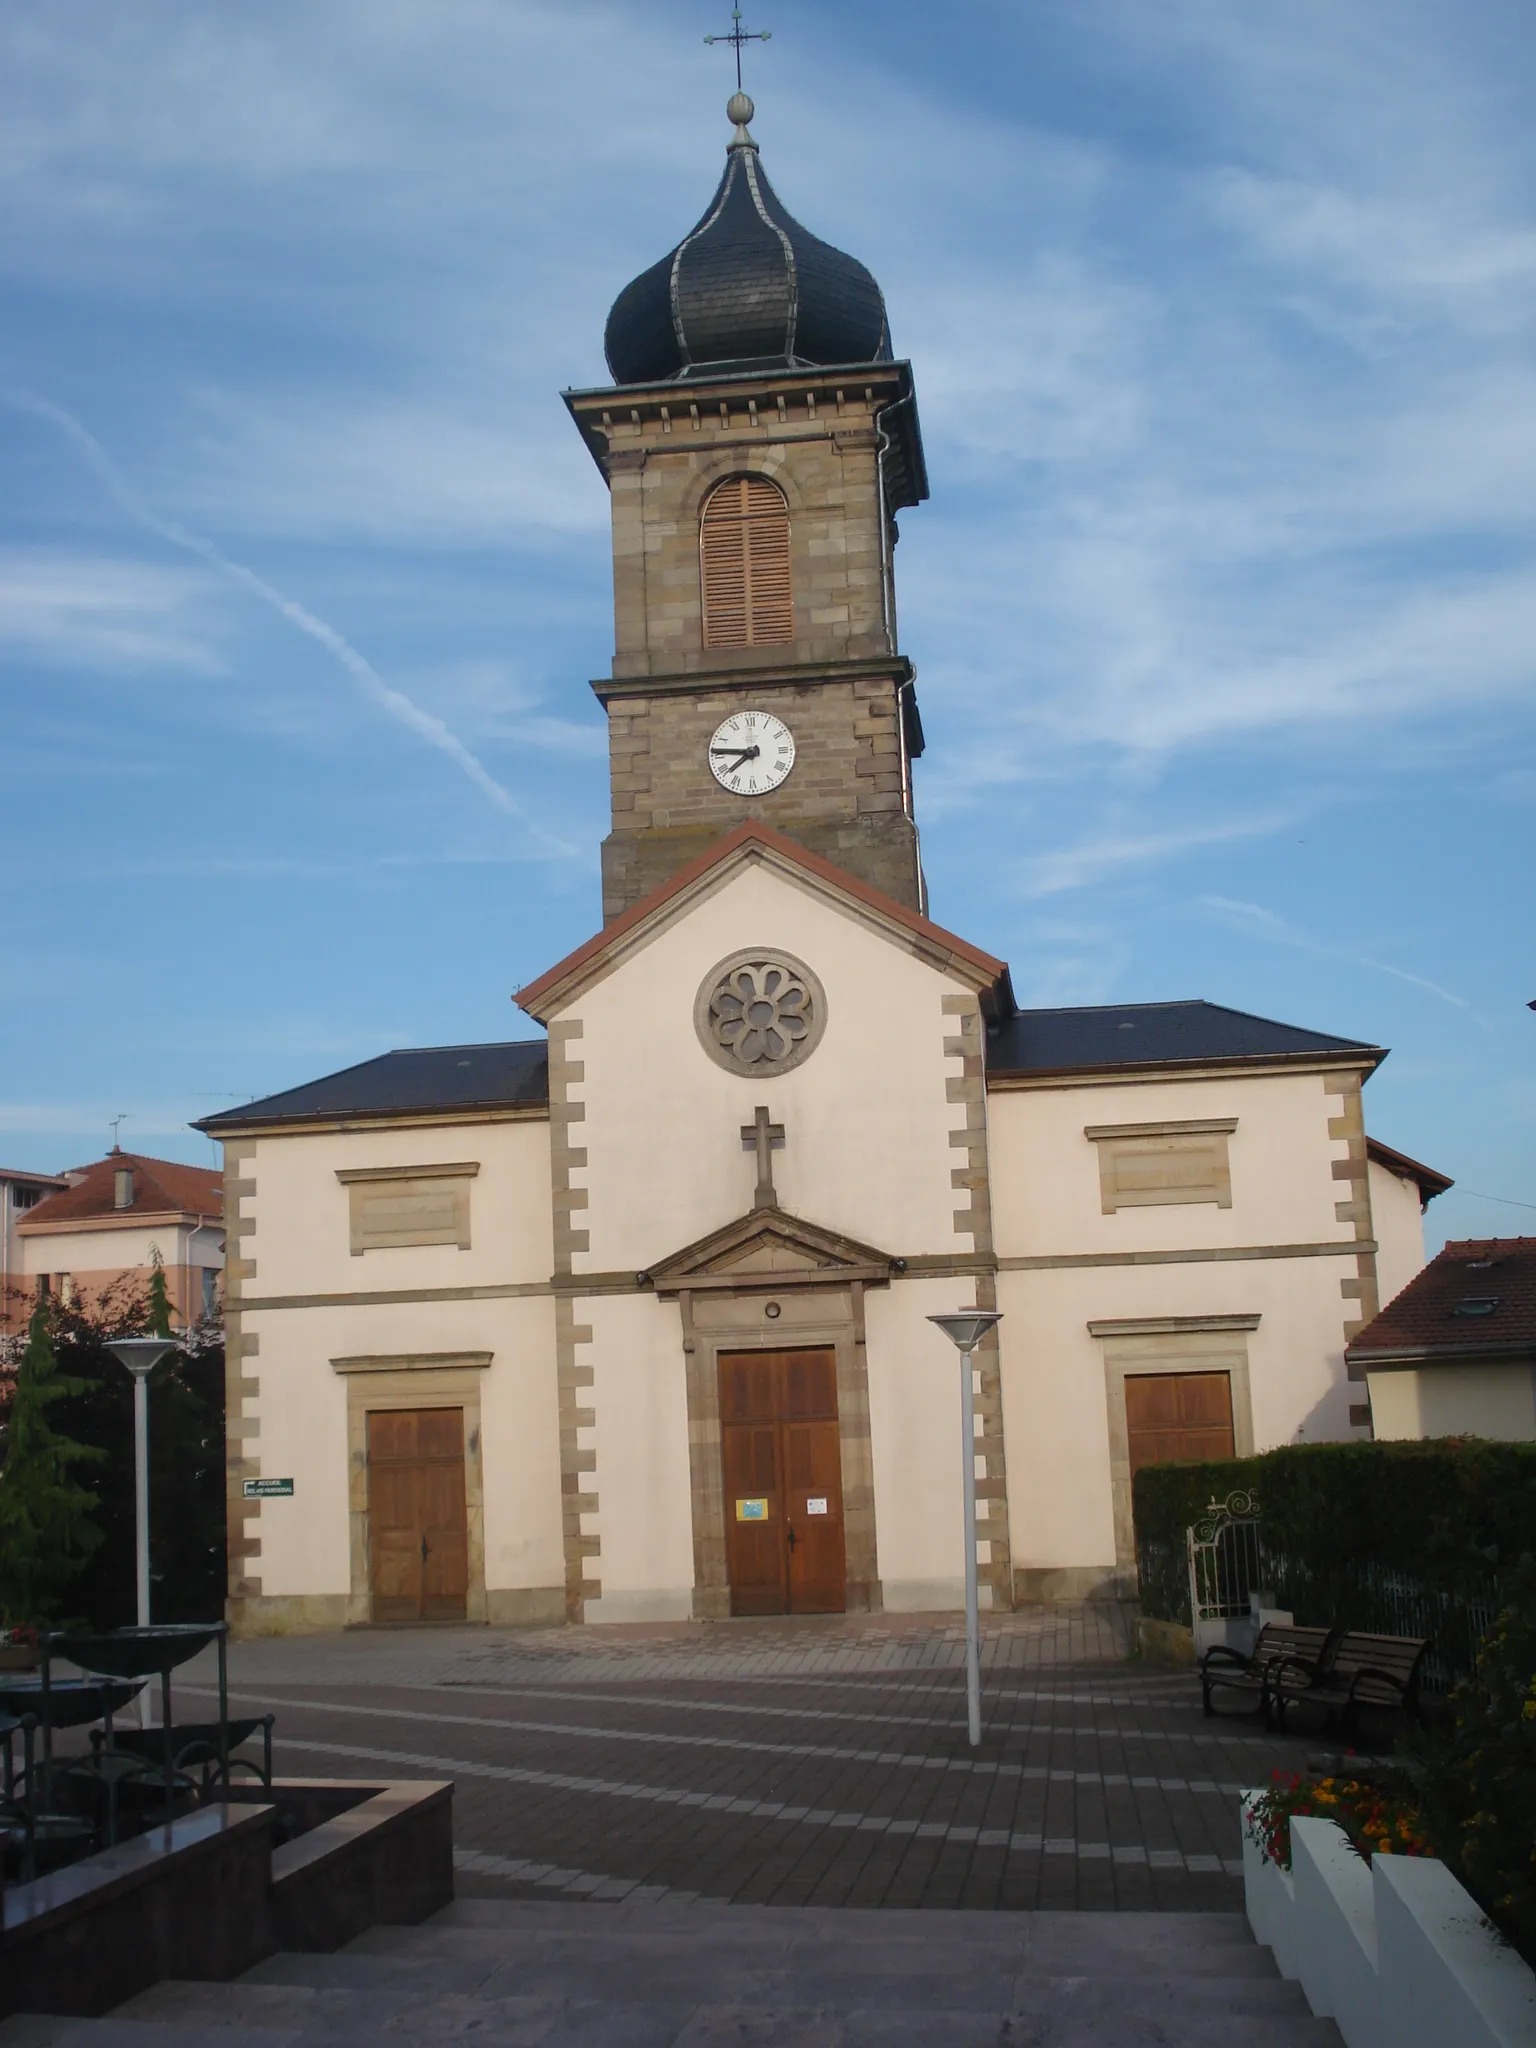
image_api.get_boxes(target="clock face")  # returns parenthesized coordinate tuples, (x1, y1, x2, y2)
(707, 710, 795, 796)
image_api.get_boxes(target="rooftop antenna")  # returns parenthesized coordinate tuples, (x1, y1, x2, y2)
(704, 5, 771, 93)
(109, 1112, 129, 1151)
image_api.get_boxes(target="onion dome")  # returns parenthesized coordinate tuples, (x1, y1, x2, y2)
(604, 93, 892, 386)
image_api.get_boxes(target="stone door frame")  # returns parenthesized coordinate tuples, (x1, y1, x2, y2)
(679, 1286, 880, 1619)
(330, 1351, 491, 1626)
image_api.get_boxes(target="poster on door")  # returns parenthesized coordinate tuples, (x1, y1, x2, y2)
(805, 1496, 828, 1516)
(735, 1498, 769, 1520)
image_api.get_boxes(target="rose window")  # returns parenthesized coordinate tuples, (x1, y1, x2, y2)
(694, 951, 828, 1076)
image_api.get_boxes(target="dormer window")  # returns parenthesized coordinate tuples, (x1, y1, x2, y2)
(114, 1168, 134, 1210)
(701, 475, 792, 648)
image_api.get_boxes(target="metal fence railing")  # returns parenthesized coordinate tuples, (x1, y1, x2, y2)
(1138, 1515, 1506, 1693)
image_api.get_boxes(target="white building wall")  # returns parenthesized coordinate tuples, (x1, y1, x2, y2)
(1369, 1159, 1428, 1310)
(1369, 1364, 1536, 1442)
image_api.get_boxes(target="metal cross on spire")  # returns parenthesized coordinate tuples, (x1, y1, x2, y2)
(704, 6, 771, 92)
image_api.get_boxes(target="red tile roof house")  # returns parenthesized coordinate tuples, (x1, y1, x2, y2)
(1347, 1236, 1536, 1441)
(10, 1149, 225, 1334)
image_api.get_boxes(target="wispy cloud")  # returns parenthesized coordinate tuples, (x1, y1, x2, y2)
(1201, 897, 1470, 1010)
(1018, 816, 1293, 898)
(7, 392, 543, 831)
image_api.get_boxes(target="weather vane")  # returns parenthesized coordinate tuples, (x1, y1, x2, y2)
(704, 6, 770, 93)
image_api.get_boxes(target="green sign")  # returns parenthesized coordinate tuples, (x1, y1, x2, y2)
(242, 1477, 295, 1499)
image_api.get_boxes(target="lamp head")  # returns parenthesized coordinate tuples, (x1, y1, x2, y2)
(105, 1336, 179, 1380)
(928, 1310, 1003, 1353)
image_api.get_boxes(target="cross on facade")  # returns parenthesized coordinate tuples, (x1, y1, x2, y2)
(704, 6, 771, 92)
(741, 1105, 785, 1210)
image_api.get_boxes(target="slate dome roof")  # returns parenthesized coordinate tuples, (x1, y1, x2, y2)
(604, 95, 892, 386)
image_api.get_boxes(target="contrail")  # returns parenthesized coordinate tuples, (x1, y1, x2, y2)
(8, 393, 522, 819)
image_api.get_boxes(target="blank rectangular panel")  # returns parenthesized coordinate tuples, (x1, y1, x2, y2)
(701, 475, 793, 649)
(1125, 1371, 1235, 1476)
(347, 1177, 472, 1254)
(1088, 1120, 1237, 1214)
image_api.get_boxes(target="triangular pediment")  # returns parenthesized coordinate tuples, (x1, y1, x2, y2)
(646, 1204, 895, 1296)
(515, 821, 1013, 1024)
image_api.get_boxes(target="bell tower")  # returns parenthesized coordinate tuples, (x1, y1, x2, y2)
(565, 93, 930, 922)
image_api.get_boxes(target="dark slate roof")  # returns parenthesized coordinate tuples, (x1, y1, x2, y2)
(986, 1000, 1384, 1079)
(194, 1042, 549, 1133)
(605, 100, 890, 385)
(1348, 1238, 1536, 1363)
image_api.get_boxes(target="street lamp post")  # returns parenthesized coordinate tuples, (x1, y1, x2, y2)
(104, 1337, 179, 1628)
(927, 1310, 1003, 1748)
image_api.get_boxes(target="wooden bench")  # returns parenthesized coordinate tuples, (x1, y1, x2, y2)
(1200, 1623, 1340, 1721)
(1270, 1630, 1429, 1733)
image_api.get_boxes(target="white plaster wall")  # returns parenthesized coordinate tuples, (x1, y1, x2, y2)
(17, 1221, 219, 1275)
(245, 1295, 564, 1599)
(582, 1292, 696, 1620)
(863, 1278, 973, 1610)
(997, 1251, 1357, 1576)
(563, 862, 970, 1272)
(1369, 1365, 1536, 1442)
(245, 1118, 552, 1299)
(1369, 1160, 1428, 1310)
(989, 1070, 1358, 1260)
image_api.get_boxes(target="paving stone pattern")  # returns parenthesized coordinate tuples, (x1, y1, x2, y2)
(181, 1606, 1313, 1913)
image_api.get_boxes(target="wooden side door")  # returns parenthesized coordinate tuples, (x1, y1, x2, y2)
(719, 1353, 786, 1616)
(718, 1349, 846, 1617)
(367, 1407, 470, 1623)
(779, 1350, 845, 1614)
(1124, 1371, 1235, 1477)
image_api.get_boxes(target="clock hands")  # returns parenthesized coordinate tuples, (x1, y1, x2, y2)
(710, 744, 761, 767)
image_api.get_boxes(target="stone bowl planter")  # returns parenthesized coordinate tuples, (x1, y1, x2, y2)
(0, 1641, 39, 1671)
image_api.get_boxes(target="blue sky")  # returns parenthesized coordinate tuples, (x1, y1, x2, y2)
(0, 0, 1531, 1255)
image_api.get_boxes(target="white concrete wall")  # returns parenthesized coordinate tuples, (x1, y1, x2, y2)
(582, 1293, 695, 1622)
(245, 1118, 552, 1299)
(1368, 1363, 1536, 1442)
(242, 1293, 565, 1601)
(1370, 1159, 1428, 1310)
(863, 1277, 972, 1610)
(241, 1116, 562, 1604)
(989, 1068, 1356, 1260)
(567, 861, 969, 1271)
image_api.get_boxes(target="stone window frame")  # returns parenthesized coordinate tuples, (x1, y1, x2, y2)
(1089, 1316, 1260, 1573)
(330, 1351, 491, 1626)
(336, 1161, 480, 1256)
(1084, 1118, 1238, 1215)
(699, 472, 794, 650)
(694, 949, 828, 1078)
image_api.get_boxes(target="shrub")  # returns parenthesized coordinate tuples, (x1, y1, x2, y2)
(1133, 1439, 1536, 1625)
(1406, 1561, 1536, 1968)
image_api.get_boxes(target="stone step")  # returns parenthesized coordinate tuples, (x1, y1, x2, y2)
(0, 2002, 1341, 2047)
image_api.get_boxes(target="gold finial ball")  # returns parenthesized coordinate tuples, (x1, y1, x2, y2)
(727, 91, 755, 128)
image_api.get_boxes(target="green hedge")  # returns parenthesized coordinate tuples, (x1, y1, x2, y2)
(1133, 1439, 1536, 1627)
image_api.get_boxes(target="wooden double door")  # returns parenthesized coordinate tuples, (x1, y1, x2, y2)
(367, 1407, 470, 1623)
(1124, 1371, 1235, 1477)
(719, 1348, 846, 1616)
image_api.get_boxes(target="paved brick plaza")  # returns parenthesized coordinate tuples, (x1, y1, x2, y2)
(189, 1607, 1313, 1913)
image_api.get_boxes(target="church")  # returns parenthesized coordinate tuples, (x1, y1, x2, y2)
(199, 95, 1440, 1636)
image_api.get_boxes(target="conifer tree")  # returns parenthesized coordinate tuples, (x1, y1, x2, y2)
(0, 1301, 103, 1629)
(146, 1247, 173, 1340)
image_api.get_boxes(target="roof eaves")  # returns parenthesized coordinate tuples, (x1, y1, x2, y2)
(986, 1045, 1387, 1086)
(516, 821, 1010, 1024)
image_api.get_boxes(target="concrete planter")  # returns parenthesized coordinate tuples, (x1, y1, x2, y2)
(1242, 1792, 1536, 2048)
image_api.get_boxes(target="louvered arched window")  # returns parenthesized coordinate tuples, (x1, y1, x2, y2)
(700, 475, 793, 648)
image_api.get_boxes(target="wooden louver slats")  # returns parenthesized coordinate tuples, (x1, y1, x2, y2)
(701, 475, 793, 648)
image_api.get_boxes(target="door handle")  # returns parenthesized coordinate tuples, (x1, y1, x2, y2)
(786, 1523, 797, 1551)
(421, 1536, 429, 1562)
